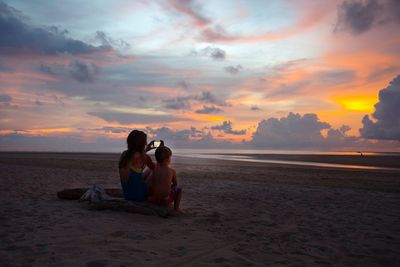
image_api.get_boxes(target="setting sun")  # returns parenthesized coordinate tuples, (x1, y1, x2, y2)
(334, 96, 377, 112)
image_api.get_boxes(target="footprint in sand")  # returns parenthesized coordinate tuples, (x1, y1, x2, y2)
(109, 231, 125, 238)
(86, 259, 111, 267)
(169, 246, 187, 257)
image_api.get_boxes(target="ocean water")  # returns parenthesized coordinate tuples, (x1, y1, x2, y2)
(172, 149, 400, 171)
(172, 148, 399, 156)
(1, 149, 399, 171)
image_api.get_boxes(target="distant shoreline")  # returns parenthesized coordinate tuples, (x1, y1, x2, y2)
(1, 149, 400, 156)
(1, 151, 400, 172)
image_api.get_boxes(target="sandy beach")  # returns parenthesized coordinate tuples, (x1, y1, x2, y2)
(1, 152, 400, 266)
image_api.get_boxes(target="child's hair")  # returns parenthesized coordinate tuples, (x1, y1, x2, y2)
(119, 130, 147, 168)
(155, 146, 172, 164)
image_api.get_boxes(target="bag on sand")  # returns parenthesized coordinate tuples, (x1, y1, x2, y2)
(79, 184, 112, 203)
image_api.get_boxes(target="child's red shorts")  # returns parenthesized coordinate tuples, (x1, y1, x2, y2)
(149, 186, 181, 206)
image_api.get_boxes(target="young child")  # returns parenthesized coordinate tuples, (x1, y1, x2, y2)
(148, 146, 182, 211)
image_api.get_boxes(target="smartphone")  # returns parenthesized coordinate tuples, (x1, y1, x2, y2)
(151, 140, 164, 149)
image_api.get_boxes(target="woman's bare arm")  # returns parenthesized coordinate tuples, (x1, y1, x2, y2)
(119, 167, 129, 182)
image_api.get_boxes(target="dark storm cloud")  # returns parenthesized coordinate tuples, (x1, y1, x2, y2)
(69, 60, 100, 83)
(164, 91, 228, 110)
(211, 121, 246, 135)
(360, 75, 400, 140)
(224, 65, 243, 75)
(195, 105, 223, 114)
(0, 94, 11, 102)
(87, 111, 186, 124)
(196, 91, 228, 106)
(38, 60, 100, 83)
(95, 31, 114, 47)
(335, 0, 400, 34)
(94, 31, 131, 50)
(0, 2, 107, 55)
(335, 0, 381, 34)
(164, 96, 192, 110)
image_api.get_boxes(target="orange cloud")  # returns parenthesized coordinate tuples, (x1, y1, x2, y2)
(0, 128, 74, 136)
(200, 2, 335, 43)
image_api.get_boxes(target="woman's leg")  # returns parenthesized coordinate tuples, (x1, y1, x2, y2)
(143, 168, 152, 187)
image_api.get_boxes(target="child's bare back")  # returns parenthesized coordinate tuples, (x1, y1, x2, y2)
(151, 165, 176, 199)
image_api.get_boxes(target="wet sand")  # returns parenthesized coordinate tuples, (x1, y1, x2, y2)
(0, 152, 399, 266)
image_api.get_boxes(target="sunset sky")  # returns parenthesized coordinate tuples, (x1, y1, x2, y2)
(0, 0, 399, 151)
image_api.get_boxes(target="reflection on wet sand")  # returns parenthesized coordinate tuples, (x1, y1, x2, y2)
(179, 153, 400, 171)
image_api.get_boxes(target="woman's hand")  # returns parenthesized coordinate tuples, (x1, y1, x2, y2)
(146, 141, 155, 152)
(145, 140, 164, 151)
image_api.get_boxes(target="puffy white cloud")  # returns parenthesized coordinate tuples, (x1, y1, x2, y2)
(252, 112, 331, 148)
(250, 112, 400, 150)
(251, 112, 331, 148)
(360, 75, 400, 140)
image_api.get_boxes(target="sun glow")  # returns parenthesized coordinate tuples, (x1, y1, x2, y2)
(0, 128, 75, 135)
(334, 96, 377, 112)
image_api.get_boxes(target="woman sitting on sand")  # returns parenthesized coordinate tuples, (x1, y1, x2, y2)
(118, 130, 156, 201)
